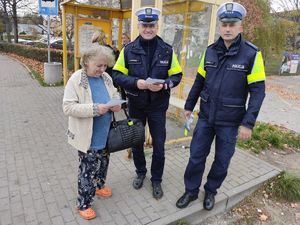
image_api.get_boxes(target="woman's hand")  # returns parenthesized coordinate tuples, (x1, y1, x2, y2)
(110, 105, 122, 112)
(97, 104, 110, 115)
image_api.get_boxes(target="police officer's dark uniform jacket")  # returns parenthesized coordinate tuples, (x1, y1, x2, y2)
(185, 34, 265, 129)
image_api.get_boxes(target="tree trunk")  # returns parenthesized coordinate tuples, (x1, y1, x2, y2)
(1, 0, 11, 43)
(4, 13, 11, 42)
(12, 0, 18, 43)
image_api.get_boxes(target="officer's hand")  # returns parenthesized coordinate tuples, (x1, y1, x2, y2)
(97, 104, 110, 115)
(184, 110, 192, 119)
(110, 105, 122, 112)
(137, 79, 148, 90)
(148, 83, 163, 92)
(238, 126, 252, 140)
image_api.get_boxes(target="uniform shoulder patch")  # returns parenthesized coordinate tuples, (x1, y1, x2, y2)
(245, 41, 259, 51)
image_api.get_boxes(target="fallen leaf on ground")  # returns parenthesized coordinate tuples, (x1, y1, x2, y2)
(257, 208, 262, 213)
(291, 203, 298, 208)
(259, 214, 268, 221)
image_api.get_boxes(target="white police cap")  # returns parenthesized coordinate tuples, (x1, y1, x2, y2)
(217, 2, 247, 22)
(135, 7, 161, 24)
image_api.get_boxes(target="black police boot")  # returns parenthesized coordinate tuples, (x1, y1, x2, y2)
(132, 175, 145, 190)
(203, 192, 215, 210)
(152, 182, 163, 199)
(176, 192, 198, 209)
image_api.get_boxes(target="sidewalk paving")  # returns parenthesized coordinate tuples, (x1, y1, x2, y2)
(258, 75, 300, 134)
(0, 54, 281, 225)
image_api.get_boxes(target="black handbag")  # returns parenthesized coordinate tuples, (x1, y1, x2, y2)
(107, 109, 145, 153)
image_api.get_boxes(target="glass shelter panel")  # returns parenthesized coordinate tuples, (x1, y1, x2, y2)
(76, 0, 121, 9)
(120, 0, 132, 9)
(161, 1, 212, 100)
(141, 0, 155, 7)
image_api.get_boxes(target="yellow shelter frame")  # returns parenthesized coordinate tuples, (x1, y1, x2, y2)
(61, 0, 131, 85)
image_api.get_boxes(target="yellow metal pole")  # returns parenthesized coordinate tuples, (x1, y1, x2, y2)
(177, 1, 191, 118)
(62, 5, 68, 86)
(118, 18, 123, 50)
(131, 0, 141, 40)
(74, 16, 80, 71)
(155, 0, 163, 36)
(208, 4, 218, 45)
(74, 6, 80, 71)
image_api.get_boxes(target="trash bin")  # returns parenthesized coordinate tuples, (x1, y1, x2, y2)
(44, 62, 62, 85)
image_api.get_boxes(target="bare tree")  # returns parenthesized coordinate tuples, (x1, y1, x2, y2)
(0, 0, 11, 42)
(0, 9, 4, 40)
(272, 0, 300, 49)
(272, 0, 300, 11)
(0, 0, 33, 43)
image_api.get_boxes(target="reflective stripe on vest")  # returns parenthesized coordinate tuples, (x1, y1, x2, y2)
(247, 51, 266, 84)
(113, 48, 128, 75)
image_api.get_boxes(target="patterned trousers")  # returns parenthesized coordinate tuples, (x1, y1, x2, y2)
(77, 149, 110, 210)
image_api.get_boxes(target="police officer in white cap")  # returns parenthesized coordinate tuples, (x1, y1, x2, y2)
(176, 2, 266, 210)
(112, 7, 182, 199)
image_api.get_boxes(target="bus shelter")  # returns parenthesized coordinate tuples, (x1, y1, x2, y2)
(60, 0, 226, 102)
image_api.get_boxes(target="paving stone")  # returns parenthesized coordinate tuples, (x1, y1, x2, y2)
(24, 207, 37, 223)
(12, 214, 26, 225)
(125, 213, 142, 225)
(51, 216, 65, 225)
(36, 211, 51, 225)
(65, 221, 79, 225)
(0, 186, 9, 199)
(34, 198, 47, 213)
(0, 210, 12, 225)
(47, 202, 61, 218)
(0, 197, 10, 211)
(61, 206, 75, 223)
(11, 201, 23, 217)
(25, 221, 39, 225)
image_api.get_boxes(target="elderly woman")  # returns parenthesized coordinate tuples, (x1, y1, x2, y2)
(63, 44, 121, 220)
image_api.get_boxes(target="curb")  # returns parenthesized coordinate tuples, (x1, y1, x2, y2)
(148, 150, 281, 225)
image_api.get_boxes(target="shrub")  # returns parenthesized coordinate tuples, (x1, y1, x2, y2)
(267, 172, 300, 202)
(0, 42, 73, 65)
(237, 122, 300, 154)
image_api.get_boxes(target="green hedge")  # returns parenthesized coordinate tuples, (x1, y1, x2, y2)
(0, 42, 74, 67)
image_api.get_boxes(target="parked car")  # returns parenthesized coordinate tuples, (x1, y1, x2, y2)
(50, 39, 63, 49)
(50, 39, 74, 50)
(15, 38, 34, 45)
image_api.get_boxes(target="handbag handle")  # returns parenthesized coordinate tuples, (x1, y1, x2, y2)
(111, 108, 129, 123)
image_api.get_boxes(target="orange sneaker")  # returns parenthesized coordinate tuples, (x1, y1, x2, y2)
(95, 187, 112, 197)
(78, 208, 96, 220)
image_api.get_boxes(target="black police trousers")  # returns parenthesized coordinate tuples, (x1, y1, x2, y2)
(184, 116, 238, 195)
(129, 106, 166, 184)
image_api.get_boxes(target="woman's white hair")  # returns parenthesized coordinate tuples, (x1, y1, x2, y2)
(80, 43, 115, 69)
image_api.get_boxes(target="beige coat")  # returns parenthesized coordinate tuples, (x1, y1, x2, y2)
(63, 69, 119, 153)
